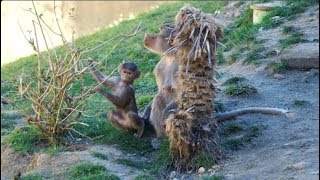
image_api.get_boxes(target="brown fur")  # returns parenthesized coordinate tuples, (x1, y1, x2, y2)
(143, 25, 179, 142)
(88, 59, 145, 137)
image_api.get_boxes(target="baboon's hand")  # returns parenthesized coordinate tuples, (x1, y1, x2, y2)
(87, 58, 94, 67)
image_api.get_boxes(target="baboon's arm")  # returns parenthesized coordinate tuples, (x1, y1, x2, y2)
(87, 58, 115, 87)
(89, 66, 116, 87)
(96, 88, 129, 107)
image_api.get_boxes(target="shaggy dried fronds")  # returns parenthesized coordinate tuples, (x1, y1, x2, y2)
(167, 5, 223, 71)
(169, 5, 223, 114)
(165, 5, 224, 171)
(166, 110, 222, 171)
(166, 110, 195, 171)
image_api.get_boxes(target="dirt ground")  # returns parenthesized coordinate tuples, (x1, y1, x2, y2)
(1, 2, 319, 180)
(217, 4, 319, 179)
(217, 66, 319, 180)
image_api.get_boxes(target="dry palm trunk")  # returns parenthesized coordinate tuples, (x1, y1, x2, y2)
(166, 5, 223, 171)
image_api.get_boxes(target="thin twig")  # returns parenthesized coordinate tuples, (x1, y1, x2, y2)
(69, 128, 93, 140)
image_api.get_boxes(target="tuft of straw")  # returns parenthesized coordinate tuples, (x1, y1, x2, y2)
(164, 5, 224, 171)
(168, 5, 223, 71)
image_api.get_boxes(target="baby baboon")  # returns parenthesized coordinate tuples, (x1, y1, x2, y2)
(143, 24, 179, 148)
(88, 59, 145, 137)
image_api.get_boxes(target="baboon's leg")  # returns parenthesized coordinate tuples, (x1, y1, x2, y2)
(107, 110, 127, 129)
(127, 111, 145, 138)
(141, 100, 153, 121)
(150, 94, 167, 138)
(162, 100, 177, 120)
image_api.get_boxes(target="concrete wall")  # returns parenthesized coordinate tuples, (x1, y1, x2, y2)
(1, 1, 170, 65)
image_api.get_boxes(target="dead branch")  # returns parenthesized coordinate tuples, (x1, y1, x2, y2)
(7, 1, 142, 146)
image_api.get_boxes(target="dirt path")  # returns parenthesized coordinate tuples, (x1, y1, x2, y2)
(217, 66, 319, 179)
(1, 143, 149, 179)
(216, 4, 319, 178)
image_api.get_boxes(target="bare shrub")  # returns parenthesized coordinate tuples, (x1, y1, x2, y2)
(3, 2, 141, 145)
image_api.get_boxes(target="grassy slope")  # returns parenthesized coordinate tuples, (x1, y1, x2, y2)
(1, 1, 227, 153)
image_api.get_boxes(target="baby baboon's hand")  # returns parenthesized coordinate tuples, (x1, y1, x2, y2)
(87, 58, 94, 67)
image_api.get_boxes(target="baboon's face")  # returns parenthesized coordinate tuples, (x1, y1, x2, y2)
(143, 25, 173, 54)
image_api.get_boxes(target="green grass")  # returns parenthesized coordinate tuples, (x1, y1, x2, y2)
(226, 51, 240, 64)
(77, 173, 120, 180)
(219, 122, 243, 136)
(70, 162, 119, 180)
(268, 59, 288, 73)
(136, 95, 154, 109)
(3, 125, 48, 153)
(279, 32, 304, 49)
(72, 116, 152, 155)
(202, 175, 223, 180)
(90, 151, 109, 160)
(1, 110, 22, 120)
(282, 25, 296, 34)
(21, 173, 43, 180)
(293, 100, 308, 106)
(224, 83, 257, 96)
(220, 124, 266, 150)
(1, 2, 227, 156)
(150, 139, 171, 174)
(192, 151, 215, 169)
(216, 48, 225, 65)
(1, 1, 227, 93)
(223, 76, 257, 96)
(214, 99, 225, 113)
(224, 76, 246, 85)
(114, 158, 147, 169)
(244, 44, 265, 65)
(135, 174, 156, 180)
(217, 0, 316, 64)
(1, 112, 20, 130)
(1, 110, 23, 136)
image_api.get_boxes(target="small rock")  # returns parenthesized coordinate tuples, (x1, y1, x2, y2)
(285, 112, 296, 118)
(151, 138, 161, 150)
(198, 167, 205, 174)
(271, 16, 281, 20)
(292, 162, 307, 170)
(213, 10, 221, 16)
(35, 153, 51, 166)
(187, 170, 193, 174)
(273, 73, 285, 79)
(181, 175, 189, 180)
(281, 43, 319, 70)
(222, 51, 233, 61)
(144, 72, 151, 77)
(170, 171, 177, 179)
(268, 49, 281, 56)
(308, 68, 319, 75)
(212, 165, 220, 170)
(304, 69, 319, 82)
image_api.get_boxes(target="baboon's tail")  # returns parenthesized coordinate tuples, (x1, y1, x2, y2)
(214, 107, 288, 123)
